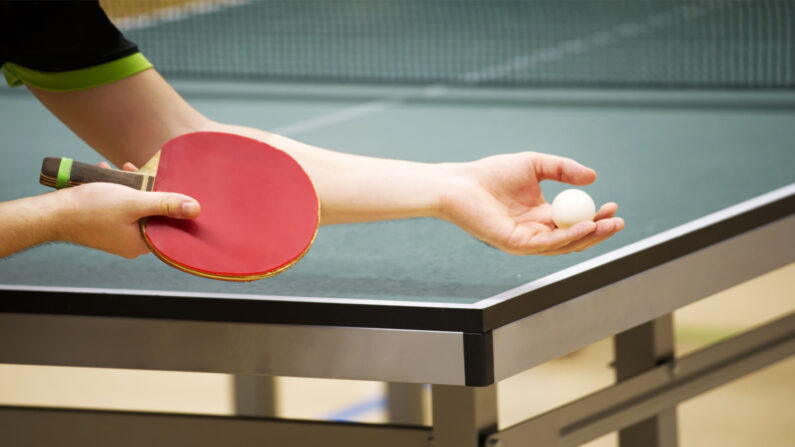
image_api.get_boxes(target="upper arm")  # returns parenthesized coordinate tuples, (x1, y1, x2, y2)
(28, 69, 211, 167)
(1, 1, 211, 167)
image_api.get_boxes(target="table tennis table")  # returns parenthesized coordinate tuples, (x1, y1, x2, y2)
(0, 81, 793, 446)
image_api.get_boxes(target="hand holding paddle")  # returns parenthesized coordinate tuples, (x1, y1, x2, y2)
(48, 182, 200, 259)
(40, 131, 320, 281)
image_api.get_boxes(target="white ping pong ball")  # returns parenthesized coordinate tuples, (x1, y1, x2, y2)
(551, 189, 596, 229)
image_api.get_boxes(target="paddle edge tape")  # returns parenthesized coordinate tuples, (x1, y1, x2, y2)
(139, 218, 319, 282)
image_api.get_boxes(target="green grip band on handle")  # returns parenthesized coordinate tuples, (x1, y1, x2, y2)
(55, 158, 74, 189)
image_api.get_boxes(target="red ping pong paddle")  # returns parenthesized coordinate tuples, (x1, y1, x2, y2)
(39, 131, 320, 281)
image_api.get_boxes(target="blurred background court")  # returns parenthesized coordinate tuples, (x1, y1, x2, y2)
(1, 0, 793, 445)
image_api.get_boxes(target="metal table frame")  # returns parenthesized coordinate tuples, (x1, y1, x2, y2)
(1, 185, 793, 446)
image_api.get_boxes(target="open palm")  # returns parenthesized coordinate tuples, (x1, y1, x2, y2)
(439, 152, 624, 255)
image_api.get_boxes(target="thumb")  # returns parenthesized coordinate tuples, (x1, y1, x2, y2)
(137, 192, 201, 219)
(533, 153, 597, 185)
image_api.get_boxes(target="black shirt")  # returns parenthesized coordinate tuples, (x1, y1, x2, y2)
(0, 1, 138, 71)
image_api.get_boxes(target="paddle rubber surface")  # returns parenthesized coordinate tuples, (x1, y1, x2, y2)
(143, 132, 319, 281)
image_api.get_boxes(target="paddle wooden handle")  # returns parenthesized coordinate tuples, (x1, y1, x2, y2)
(40, 157, 155, 191)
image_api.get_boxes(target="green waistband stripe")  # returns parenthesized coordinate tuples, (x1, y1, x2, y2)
(1, 53, 153, 91)
(56, 158, 74, 189)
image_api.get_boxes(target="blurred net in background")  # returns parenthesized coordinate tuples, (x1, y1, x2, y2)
(101, 0, 794, 88)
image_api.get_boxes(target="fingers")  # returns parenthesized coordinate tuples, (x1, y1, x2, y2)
(541, 217, 625, 255)
(515, 220, 597, 254)
(136, 192, 201, 220)
(594, 202, 617, 221)
(532, 153, 597, 186)
(97, 162, 139, 171)
(504, 202, 623, 255)
(540, 203, 623, 255)
(85, 168, 200, 219)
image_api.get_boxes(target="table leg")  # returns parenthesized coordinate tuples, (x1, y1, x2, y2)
(431, 384, 497, 447)
(232, 374, 277, 417)
(387, 382, 425, 425)
(613, 314, 678, 447)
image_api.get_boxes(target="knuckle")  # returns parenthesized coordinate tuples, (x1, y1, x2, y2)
(158, 198, 176, 216)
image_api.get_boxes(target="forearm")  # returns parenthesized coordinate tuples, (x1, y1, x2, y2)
(212, 123, 455, 225)
(23, 69, 623, 255)
(26, 68, 453, 225)
(0, 193, 62, 257)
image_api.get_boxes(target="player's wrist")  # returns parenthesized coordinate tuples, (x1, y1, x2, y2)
(44, 188, 79, 244)
(391, 161, 460, 221)
(434, 161, 480, 222)
(7, 192, 66, 246)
